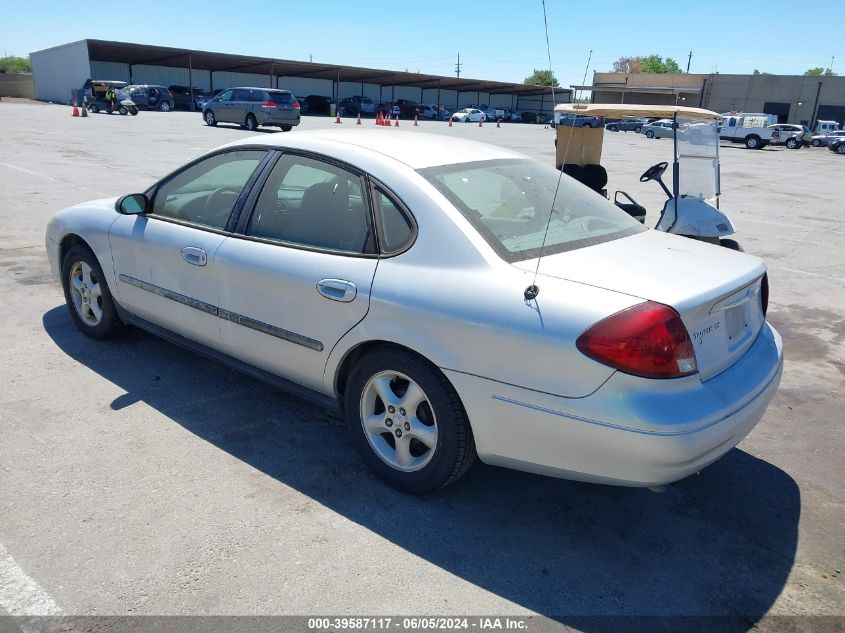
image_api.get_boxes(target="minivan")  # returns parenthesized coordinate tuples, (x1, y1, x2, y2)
(202, 88, 301, 131)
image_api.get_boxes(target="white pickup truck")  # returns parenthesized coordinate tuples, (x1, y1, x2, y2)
(719, 113, 779, 149)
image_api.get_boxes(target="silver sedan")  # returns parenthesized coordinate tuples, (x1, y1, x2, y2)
(642, 119, 675, 139)
(45, 130, 783, 493)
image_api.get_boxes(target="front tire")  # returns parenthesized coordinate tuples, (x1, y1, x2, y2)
(89, 104, 99, 114)
(130, 108, 138, 116)
(635, 125, 642, 133)
(244, 114, 258, 131)
(118, 106, 128, 115)
(281, 125, 292, 132)
(609, 125, 618, 132)
(811, 139, 821, 147)
(205, 110, 217, 126)
(61, 245, 125, 340)
(785, 137, 800, 149)
(344, 347, 476, 494)
(159, 101, 171, 112)
(646, 130, 655, 138)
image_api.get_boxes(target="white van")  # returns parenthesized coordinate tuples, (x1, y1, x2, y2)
(815, 120, 841, 135)
(719, 112, 778, 149)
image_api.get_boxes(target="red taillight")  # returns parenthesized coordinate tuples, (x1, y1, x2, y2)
(760, 273, 769, 317)
(261, 101, 278, 108)
(168, 91, 174, 99)
(576, 301, 698, 379)
(292, 101, 300, 109)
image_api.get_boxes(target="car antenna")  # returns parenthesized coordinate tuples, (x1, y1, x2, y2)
(525, 7, 592, 301)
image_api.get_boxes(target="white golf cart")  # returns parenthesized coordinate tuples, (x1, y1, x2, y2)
(554, 103, 741, 250)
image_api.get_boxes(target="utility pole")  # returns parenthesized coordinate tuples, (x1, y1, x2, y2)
(686, 50, 692, 73)
(309, 53, 313, 63)
(455, 53, 462, 78)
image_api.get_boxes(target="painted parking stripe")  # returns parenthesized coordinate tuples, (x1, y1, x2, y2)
(0, 543, 62, 616)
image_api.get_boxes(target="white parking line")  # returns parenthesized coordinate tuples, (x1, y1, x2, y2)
(740, 216, 845, 236)
(769, 266, 845, 283)
(0, 543, 62, 615)
(0, 163, 56, 182)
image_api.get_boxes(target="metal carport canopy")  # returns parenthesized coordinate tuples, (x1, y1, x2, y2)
(85, 39, 569, 96)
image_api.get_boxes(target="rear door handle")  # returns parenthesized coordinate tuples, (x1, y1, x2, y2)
(181, 246, 207, 266)
(316, 279, 357, 303)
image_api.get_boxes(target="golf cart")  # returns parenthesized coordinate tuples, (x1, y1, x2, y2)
(86, 80, 138, 116)
(554, 103, 740, 250)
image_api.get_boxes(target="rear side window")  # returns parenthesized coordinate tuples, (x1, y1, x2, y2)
(374, 188, 414, 253)
(248, 90, 266, 102)
(232, 89, 250, 101)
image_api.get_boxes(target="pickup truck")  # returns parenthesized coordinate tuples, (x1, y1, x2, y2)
(719, 113, 778, 149)
(484, 107, 506, 121)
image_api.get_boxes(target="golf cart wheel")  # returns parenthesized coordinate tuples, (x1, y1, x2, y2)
(344, 346, 477, 494)
(130, 108, 138, 116)
(745, 135, 761, 149)
(720, 239, 743, 251)
(785, 138, 799, 149)
(89, 104, 99, 114)
(811, 139, 821, 147)
(244, 114, 258, 131)
(205, 110, 217, 126)
(646, 130, 655, 138)
(281, 125, 292, 132)
(159, 101, 171, 112)
(118, 106, 128, 115)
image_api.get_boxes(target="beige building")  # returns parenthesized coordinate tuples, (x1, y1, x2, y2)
(576, 71, 845, 127)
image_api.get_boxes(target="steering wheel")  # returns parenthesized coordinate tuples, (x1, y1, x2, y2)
(639, 161, 668, 183)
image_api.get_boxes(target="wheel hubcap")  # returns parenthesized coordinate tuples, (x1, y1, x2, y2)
(68, 261, 103, 326)
(360, 371, 438, 472)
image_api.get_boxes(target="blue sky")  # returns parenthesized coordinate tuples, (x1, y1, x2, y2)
(2, 0, 840, 89)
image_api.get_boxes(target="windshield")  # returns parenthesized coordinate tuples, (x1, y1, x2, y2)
(675, 116, 720, 199)
(419, 159, 645, 263)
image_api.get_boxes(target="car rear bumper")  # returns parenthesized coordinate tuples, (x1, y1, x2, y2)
(258, 111, 301, 126)
(444, 322, 783, 487)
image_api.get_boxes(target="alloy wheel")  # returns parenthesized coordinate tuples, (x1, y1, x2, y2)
(68, 261, 103, 326)
(359, 371, 438, 472)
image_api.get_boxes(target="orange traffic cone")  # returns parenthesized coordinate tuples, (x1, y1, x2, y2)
(394, 115, 399, 127)
(478, 119, 483, 127)
(448, 118, 453, 127)
(71, 98, 80, 117)
(496, 119, 500, 128)
(335, 113, 342, 124)
(413, 115, 419, 127)
(376, 113, 381, 126)
(356, 112, 362, 125)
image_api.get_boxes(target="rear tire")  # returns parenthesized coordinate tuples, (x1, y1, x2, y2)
(89, 104, 99, 114)
(836, 144, 845, 155)
(205, 110, 217, 126)
(646, 130, 655, 138)
(118, 106, 128, 115)
(244, 114, 258, 131)
(159, 101, 171, 112)
(281, 125, 292, 132)
(785, 137, 799, 149)
(811, 139, 821, 147)
(745, 135, 761, 149)
(61, 245, 125, 340)
(130, 108, 138, 116)
(344, 347, 476, 494)
(635, 125, 642, 133)
(720, 238, 743, 251)
(609, 125, 618, 132)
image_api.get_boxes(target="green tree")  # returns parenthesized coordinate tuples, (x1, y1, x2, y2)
(804, 67, 837, 76)
(640, 54, 683, 74)
(0, 55, 31, 73)
(612, 56, 642, 73)
(753, 69, 773, 75)
(523, 69, 560, 87)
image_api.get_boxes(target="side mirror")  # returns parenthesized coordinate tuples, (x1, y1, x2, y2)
(116, 193, 149, 215)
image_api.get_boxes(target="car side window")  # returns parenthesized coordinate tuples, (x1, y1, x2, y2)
(249, 90, 265, 102)
(374, 188, 414, 253)
(246, 154, 373, 254)
(151, 150, 266, 230)
(232, 89, 249, 101)
(217, 90, 233, 102)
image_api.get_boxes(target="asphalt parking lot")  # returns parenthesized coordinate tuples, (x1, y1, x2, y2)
(0, 100, 843, 630)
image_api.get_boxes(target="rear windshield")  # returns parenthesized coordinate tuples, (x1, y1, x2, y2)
(419, 159, 645, 263)
(267, 91, 292, 103)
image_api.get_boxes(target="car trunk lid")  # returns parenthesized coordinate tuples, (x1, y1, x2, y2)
(514, 230, 767, 381)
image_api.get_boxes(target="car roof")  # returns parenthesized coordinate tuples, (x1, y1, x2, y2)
(220, 130, 526, 170)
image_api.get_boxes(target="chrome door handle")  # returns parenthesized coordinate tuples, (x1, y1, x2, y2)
(180, 246, 207, 266)
(316, 279, 357, 303)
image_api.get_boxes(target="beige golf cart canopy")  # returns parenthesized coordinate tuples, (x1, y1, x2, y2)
(553, 103, 721, 168)
(554, 103, 721, 121)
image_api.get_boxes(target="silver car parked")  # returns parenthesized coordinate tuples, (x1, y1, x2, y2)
(202, 87, 301, 132)
(606, 118, 648, 133)
(45, 131, 782, 494)
(642, 119, 675, 139)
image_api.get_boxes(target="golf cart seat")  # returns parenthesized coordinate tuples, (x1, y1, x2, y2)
(562, 163, 608, 196)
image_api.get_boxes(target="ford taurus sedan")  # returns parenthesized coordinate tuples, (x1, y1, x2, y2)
(45, 131, 783, 494)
